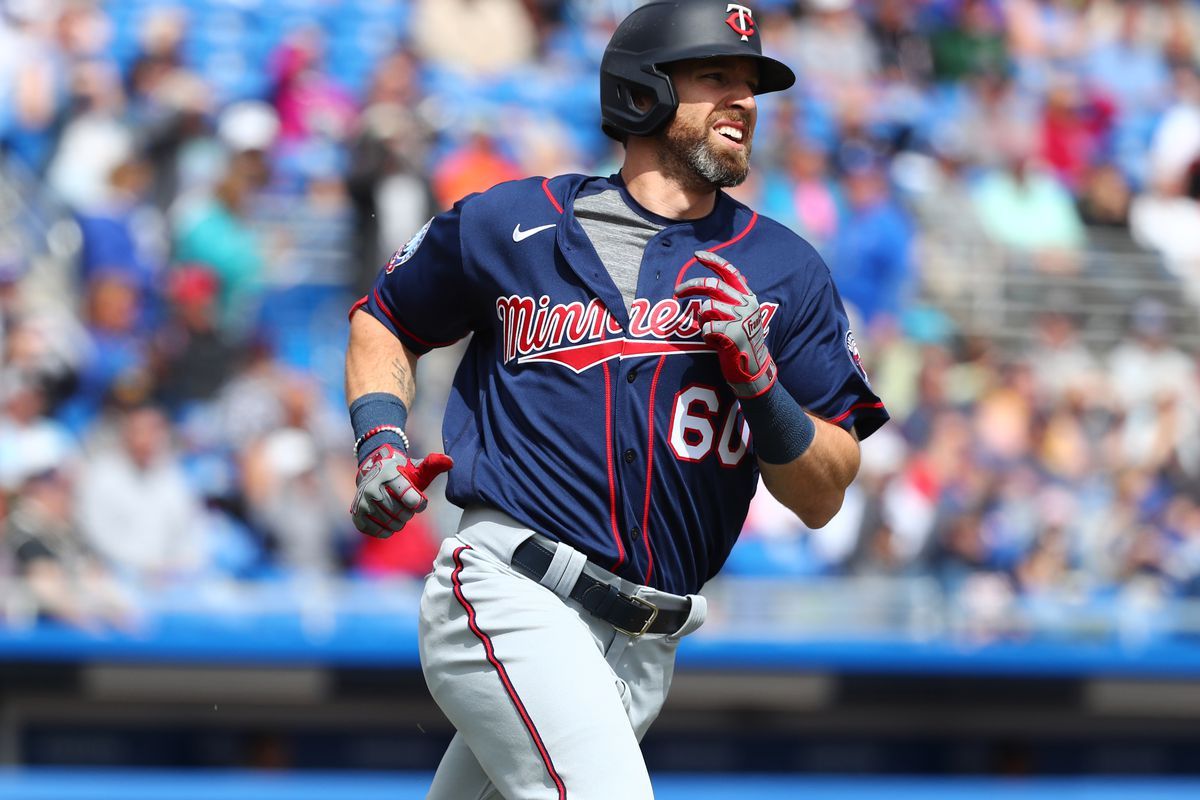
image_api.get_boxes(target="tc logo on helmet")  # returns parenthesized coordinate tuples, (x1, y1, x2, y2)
(725, 4, 755, 40)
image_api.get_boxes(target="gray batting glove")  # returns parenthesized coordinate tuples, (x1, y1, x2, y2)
(675, 250, 778, 399)
(351, 444, 453, 538)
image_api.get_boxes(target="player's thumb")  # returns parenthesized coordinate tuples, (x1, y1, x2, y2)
(410, 452, 454, 491)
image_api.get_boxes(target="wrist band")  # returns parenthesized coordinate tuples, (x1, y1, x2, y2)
(354, 425, 410, 459)
(738, 381, 815, 465)
(349, 392, 410, 460)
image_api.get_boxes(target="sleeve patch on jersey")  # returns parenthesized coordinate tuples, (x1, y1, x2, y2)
(385, 218, 433, 274)
(846, 330, 869, 384)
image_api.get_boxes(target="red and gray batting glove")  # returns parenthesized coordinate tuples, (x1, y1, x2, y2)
(675, 250, 777, 399)
(351, 443, 453, 538)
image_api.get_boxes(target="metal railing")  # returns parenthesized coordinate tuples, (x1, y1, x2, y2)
(0, 155, 83, 308)
(3, 571, 1196, 650)
(916, 227, 1200, 352)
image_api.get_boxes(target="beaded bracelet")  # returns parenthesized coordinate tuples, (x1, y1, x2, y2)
(354, 425, 410, 459)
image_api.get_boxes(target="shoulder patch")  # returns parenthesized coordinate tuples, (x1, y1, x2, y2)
(385, 218, 433, 274)
(846, 330, 869, 384)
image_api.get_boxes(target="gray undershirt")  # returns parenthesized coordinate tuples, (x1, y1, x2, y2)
(575, 189, 664, 313)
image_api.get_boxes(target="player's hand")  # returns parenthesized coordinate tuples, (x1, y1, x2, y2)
(351, 443, 453, 538)
(674, 250, 777, 399)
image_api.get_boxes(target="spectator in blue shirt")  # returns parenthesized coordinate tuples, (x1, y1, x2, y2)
(829, 145, 915, 329)
(1083, 0, 1173, 118)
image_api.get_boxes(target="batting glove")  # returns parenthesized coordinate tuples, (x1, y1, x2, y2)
(675, 250, 777, 399)
(351, 443, 453, 538)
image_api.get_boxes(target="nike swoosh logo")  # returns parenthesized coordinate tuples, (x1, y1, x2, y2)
(512, 223, 556, 243)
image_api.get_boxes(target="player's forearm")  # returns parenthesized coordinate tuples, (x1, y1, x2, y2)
(758, 418, 860, 529)
(344, 311, 453, 537)
(345, 310, 420, 460)
(738, 379, 861, 528)
(345, 310, 419, 406)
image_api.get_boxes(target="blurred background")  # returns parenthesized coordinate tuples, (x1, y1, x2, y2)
(1, 0, 1199, 797)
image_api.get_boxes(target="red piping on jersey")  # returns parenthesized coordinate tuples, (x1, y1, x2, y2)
(348, 295, 369, 320)
(556, 168, 619, 571)
(558, 178, 624, 569)
(372, 288, 460, 349)
(545, 176, 624, 568)
(451, 545, 567, 800)
(674, 211, 759, 285)
(626, 210, 761, 584)
(828, 401, 886, 425)
(638, 355, 668, 583)
(602, 336, 627, 571)
(542, 177, 564, 214)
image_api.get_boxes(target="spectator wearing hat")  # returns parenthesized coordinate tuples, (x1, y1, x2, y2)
(240, 425, 355, 578)
(154, 264, 240, 414)
(0, 370, 76, 493)
(829, 144, 915, 328)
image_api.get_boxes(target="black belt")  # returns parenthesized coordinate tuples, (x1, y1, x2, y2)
(511, 538, 689, 637)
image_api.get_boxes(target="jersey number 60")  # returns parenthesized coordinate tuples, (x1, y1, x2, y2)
(669, 385, 750, 467)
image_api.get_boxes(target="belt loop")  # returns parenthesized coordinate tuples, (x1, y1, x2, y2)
(538, 541, 587, 599)
(670, 594, 707, 639)
(605, 629, 634, 667)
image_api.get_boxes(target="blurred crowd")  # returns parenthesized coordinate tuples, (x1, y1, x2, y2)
(0, 0, 1198, 637)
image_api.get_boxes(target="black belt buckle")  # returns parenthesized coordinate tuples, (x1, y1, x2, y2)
(613, 594, 659, 637)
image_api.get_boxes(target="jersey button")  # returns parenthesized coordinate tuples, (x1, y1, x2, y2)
(623, 448, 636, 464)
(630, 526, 641, 540)
(626, 370, 637, 383)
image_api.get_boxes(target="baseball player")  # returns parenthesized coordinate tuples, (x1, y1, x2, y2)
(344, 2, 888, 797)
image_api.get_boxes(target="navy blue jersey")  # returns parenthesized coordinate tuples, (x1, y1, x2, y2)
(355, 174, 888, 595)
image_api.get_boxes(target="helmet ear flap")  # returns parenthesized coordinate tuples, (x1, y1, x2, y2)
(599, 57, 678, 141)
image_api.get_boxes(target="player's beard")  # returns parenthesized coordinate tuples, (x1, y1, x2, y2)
(658, 110, 753, 191)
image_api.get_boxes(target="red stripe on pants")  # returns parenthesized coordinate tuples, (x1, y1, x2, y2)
(450, 545, 568, 799)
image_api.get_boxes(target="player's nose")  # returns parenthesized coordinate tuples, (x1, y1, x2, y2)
(729, 84, 756, 110)
(725, 87, 756, 128)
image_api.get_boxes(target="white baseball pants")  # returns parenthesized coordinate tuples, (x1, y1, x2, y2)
(418, 507, 707, 800)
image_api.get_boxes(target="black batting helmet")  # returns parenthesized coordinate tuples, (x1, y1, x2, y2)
(600, 1, 796, 142)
